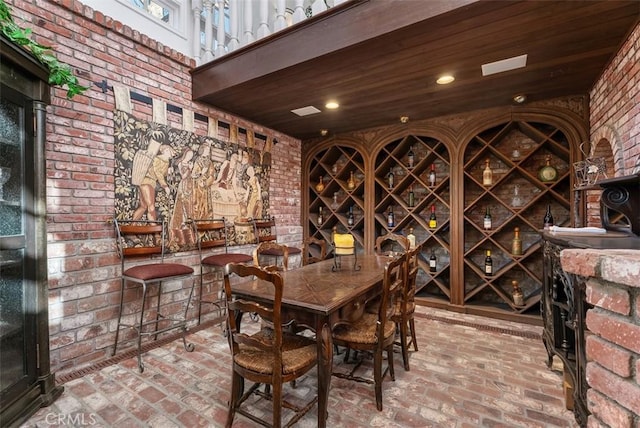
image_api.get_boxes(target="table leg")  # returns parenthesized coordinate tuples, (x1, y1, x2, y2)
(317, 322, 332, 428)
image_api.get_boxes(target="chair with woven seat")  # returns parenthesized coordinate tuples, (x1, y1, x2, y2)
(302, 236, 327, 265)
(393, 243, 421, 371)
(113, 219, 196, 373)
(252, 217, 301, 268)
(253, 241, 290, 271)
(223, 263, 318, 428)
(192, 218, 253, 325)
(375, 232, 410, 256)
(331, 252, 406, 411)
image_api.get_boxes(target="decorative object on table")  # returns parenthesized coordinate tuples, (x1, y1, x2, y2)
(512, 280, 524, 306)
(511, 184, 523, 209)
(428, 204, 437, 229)
(482, 159, 493, 187)
(0, 166, 10, 201)
(483, 206, 492, 231)
(543, 205, 554, 230)
(315, 175, 325, 192)
(407, 185, 415, 207)
(407, 145, 415, 169)
(572, 142, 607, 188)
(347, 170, 356, 190)
(429, 163, 436, 187)
(484, 250, 493, 276)
(511, 227, 522, 256)
(331, 230, 360, 271)
(538, 155, 558, 182)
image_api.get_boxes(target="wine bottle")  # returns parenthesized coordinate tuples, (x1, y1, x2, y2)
(512, 227, 523, 256)
(388, 167, 394, 189)
(512, 280, 524, 306)
(331, 192, 340, 210)
(407, 146, 415, 169)
(387, 206, 395, 228)
(484, 250, 493, 276)
(315, 175, 325, 192)
(408, 185, 415, 207)
(483, 206, 492, 231)
(429, 248, 437, 272)
(429, 205, 437, 229)
(407, 227, 416, 249)
(538, 155, 558, 182)
(482, 159, 492, 187)
(543, 205, 554, 230)
(347, 205, 354, 226)
(318, 206, 324, 225)
(347, 171, 356, 190)
(429, 164, 436, 187)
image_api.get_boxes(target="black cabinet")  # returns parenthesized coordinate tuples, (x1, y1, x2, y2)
(541, 172, 640, 426)
(0, 37, 63, 426)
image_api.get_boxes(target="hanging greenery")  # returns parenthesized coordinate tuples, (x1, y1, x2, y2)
(0, 0, 88, 98)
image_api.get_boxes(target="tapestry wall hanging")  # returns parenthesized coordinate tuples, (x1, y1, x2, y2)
(114, 110, 270, 251)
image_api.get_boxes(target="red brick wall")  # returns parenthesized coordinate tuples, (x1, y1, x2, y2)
(588, 22, 640, 226)
(6, 0, 301, 374)
(561, 249, 640, 427)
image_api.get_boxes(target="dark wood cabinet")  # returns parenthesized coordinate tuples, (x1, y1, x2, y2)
(0, 37, 63, 426)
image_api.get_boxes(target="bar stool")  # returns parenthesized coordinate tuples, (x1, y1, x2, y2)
(252, 217, 301, 269)
(192, 218, 253, 325)
(113, 219, 196, 372)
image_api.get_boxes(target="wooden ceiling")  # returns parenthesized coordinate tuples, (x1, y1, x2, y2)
(191, 0, 639, 142)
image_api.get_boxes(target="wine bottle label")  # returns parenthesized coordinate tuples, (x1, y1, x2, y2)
(429, 219, 437, 228)
(484, 218, 491, 230)
(429, 259, 436, 268)
(485, 264, 492, 274)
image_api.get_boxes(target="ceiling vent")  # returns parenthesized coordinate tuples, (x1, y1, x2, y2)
(291, 106, 321, 116)
(482, 54, 528, 76)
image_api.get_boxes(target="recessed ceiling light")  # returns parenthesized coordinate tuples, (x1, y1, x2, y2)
(400, 116, 409, 123)
(291, 106, 321, 116)
(436, 75, 455, 85)
(513, 94, 527, 104)
(325, 101, 339, 109)
(482, 54, 528, 76)
(320, 129, 328, 136)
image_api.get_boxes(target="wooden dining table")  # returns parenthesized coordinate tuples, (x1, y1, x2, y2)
(229, 254, 391, 427)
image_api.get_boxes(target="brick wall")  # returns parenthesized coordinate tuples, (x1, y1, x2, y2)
(561, 249, 640, 427)
(6, 0, 301, 374)
(588, 21, 640, 226)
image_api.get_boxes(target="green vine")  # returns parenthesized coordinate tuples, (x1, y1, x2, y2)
(0, 0, 88, 98)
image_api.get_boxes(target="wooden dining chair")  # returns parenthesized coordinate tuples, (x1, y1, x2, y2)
(112, 219, 196, 373)
(253, 241, 290, 271)
(331, 228, 360, 271)
(302, 236, 327, 265)
(252, 216, 302, 267)
(375, 232, 410, 256)
(393, 243, 421, 371)
(191, 218, 253, 325)
(331, 252, 407, 411)
(222, 263, 318, 428)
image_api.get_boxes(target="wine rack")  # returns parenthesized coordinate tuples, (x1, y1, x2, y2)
(308, 145, 365, 258)
(373, 135, 451, 297)
(462, 120, 571, 318)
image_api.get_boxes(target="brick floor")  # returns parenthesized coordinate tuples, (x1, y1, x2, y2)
(21, 307, 578, 427)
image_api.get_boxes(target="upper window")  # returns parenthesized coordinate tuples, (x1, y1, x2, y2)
(128, 0, 176, 26)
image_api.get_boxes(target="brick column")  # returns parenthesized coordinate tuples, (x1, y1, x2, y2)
(561, 249, 640, 427)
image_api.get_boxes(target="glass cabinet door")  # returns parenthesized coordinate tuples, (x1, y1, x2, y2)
(0, 87, 37, 400)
